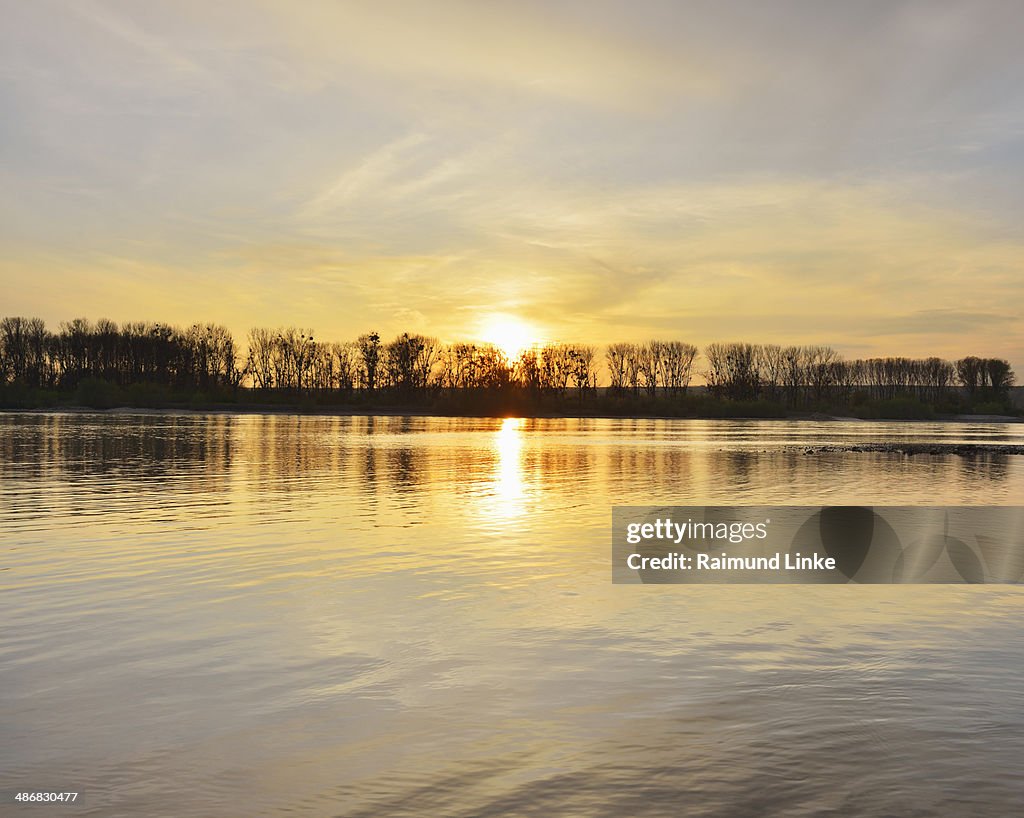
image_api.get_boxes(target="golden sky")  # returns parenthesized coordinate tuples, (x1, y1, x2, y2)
(1, 0, 1022, 368)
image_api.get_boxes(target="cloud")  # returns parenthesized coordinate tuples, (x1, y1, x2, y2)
(858, 309, 1019, 337)
(0, 1, 1022, 370)
(68, 0, 209, 80)
(300, 132, 431, 219)
(253, 0, 715, 111)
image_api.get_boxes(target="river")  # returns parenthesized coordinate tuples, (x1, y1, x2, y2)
(2, 413, 1023, 816)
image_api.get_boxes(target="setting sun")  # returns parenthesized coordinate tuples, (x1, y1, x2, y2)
(479, 315, 541, 360)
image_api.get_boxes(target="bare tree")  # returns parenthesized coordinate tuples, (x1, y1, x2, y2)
(605, 343, 630, 392)
(247, 328, 276, 389)
(705, 342, 761, 400)
(656, 341, 698, 394)
(567, 344, 596, 399)
(357, 332, 381, 392)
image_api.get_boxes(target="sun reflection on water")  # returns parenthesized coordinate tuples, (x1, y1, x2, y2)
(490, 417, 526, 519)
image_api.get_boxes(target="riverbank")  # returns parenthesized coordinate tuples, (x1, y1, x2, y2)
(3, 404, 1021, 424)
(4, 380, 1020, 422)
(795, 442, 1024, 455)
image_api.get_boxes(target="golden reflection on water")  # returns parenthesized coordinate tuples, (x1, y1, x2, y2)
(490, 417, 527, 520)
(3, 414, 1024, 817)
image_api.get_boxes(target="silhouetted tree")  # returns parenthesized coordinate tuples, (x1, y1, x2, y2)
(705, 342, 761, 400)
(358, 332, 381, 391)
(605, 342, 630, 393)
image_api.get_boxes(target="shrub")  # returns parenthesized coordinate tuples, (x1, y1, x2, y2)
(855, 397, 935, 420)
(74, 378, 123, 409)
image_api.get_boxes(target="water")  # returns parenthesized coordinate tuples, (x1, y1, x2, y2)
(2, 413, 1023, 817)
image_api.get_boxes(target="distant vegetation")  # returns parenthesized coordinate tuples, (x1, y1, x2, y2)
(0, 315, 1017, 419)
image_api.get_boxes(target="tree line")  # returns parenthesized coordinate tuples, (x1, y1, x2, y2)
(0, 316, 239, 391)
(701, 343, 1015, 405)
(243, 329, 599, 396)
(0, 316, 1016, 411)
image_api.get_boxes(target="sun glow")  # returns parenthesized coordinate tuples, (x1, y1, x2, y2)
(479, 315, 541, 361)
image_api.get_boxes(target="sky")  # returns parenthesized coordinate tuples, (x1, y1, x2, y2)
(1, 0, 1022, 368)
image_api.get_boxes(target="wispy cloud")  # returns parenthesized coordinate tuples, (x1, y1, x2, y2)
(68, 0, 208, 80)
(0, 1, 1022, 368)
(300, 132, 431, 220)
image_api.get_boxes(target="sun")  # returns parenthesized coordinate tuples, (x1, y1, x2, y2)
(479, 315, 540, 360)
